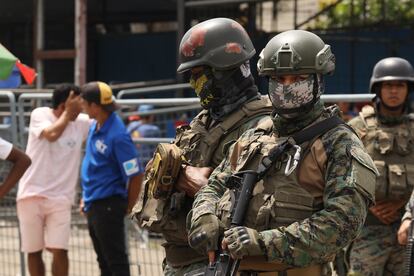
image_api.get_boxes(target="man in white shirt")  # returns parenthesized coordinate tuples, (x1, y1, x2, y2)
(17, 83, 91, 276)
(0, 137, 31, 199)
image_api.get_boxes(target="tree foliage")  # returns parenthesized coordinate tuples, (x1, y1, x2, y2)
(314, 0, 414, 29)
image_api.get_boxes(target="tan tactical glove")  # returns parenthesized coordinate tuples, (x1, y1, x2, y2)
(222, 226, 266, 259)
(176, 165, 213, 197)
(188, 214, 222, 254)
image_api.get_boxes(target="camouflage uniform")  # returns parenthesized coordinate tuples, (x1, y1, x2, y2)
(347, 57, 414, 276)
(190, 101, 376, 275)
(403, 191, 414, 222)
(132, 18, 273, 276)
(188, 30, 376, 276)
(347, 107, 414, 276)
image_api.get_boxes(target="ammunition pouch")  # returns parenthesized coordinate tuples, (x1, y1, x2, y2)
(169, 191, 186, 218)
(146, 143, 184, 199)
(374, 161, 414, 201)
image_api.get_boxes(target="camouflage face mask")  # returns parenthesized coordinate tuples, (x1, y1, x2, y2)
(268, 75, 315, 111)
(189, 70, 217, 109)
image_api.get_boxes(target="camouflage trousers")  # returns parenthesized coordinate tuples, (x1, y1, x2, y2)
(347, 224, 404, 276)
(162, 258, 207, 276)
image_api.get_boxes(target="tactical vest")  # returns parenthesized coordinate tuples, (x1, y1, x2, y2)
(176, 97, 272, 167)
(134, 97, 273, 267)
(355, 106, 414, 225)
(357, 105, 414, 201)
(217, 120, 325, 231)
(216, 113, 345, 272)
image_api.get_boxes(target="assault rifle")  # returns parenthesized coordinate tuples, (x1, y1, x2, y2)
(404, 202, 414, 276)
(204, 170, 258, 276)
(186, 142, 292, 276)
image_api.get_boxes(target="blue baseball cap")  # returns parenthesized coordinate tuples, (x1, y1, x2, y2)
(137, 104, 155, 112)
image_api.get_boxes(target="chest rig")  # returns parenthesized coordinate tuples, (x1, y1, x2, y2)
(358, 105, 414, 201)
(217, 115, 345, 233)
(175, 97, 272, 168)
(132, 97, 272, 267)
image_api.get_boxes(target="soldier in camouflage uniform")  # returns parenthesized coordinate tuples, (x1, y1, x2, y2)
(188, 30, 377, 276)
(399, 187, 414, 245)
(131, 18, 272, 275)
(347, 57, 414, 276)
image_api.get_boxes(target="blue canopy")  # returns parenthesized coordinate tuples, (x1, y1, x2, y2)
(0, 65, 21, 88)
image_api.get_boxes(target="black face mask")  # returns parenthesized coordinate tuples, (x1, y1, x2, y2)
(189, 68, 220, 109)
(190, 63, 259, 118)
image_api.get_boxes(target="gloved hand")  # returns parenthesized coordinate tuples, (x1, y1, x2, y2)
(188, 214, 222, 254)
(222, 226, 266, 259)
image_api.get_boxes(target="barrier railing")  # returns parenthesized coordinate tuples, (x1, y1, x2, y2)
(117, 83, 192, 99)
(16, 92, 376, 148)
(0, 91, 18, 146)
(17, 93, 52, 148)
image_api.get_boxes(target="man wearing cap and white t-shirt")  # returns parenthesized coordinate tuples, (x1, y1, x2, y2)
(17, 83, 90, 276)
(0, 137, 31, 199)
(80, 81, 144, 276)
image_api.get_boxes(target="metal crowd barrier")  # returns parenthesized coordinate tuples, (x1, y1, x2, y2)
(17, 93, 52, 148)
(117, 83, 192, 99)
(0, 91, 18, 145)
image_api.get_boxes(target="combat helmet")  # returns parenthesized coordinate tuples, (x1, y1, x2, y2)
(369, 57, 414, 94)
(257, 30, 335, 76)
(177, 18, 255, 73)
(257, 30, 335, 115)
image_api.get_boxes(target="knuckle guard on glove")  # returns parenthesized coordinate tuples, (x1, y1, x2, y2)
(188, 214, 222, 253)
(223, 226, 265, 259)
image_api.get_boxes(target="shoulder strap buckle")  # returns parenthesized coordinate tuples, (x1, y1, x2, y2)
(285, 145, 302, 176)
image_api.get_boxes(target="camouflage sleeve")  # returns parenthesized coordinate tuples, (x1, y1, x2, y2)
(259, 127, 377, 267)
(402, 190, 414, 221)
(191, 143, 234, 223)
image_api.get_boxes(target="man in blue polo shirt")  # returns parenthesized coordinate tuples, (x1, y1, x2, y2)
(80, 81, 143, 276)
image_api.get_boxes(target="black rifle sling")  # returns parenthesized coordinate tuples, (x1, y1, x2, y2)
(257, 115, 345, 179)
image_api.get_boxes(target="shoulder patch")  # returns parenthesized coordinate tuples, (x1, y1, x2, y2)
(348, 146, 377, 205)
(123, 158, 140, 176)
(348, 146, 379, 176)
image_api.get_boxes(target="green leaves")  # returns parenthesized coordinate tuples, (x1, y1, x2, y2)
(314, 0, 414, 29)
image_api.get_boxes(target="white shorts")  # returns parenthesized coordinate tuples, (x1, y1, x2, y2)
(17, 197, 72, 253)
